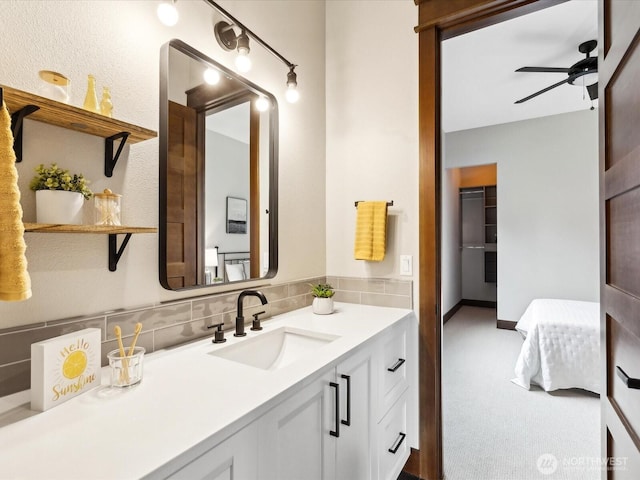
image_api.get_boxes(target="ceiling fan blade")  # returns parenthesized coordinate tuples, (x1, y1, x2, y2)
(515, 67, 571, 73)
(587, 82, 598, 100)
(514, 76, 574, 104)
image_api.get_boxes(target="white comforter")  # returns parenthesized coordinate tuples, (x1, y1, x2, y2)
(512, 299, 601, 394)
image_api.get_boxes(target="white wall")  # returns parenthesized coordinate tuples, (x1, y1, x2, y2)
(444, 110, 599, 321)
(0, 0, 326, 328)
(442, 167, 461, 313)
(325, 1, 419, 304)
(205, 130, 250, 253)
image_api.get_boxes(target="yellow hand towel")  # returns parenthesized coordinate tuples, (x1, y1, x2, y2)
(354, 201, 388, 262)
(0, 100, 32, 301)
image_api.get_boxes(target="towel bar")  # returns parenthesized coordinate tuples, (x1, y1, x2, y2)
(354, 200, 394, 208)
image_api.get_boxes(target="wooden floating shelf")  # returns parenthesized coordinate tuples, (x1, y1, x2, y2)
(2, 85, 156, 143)
(23, 223, 157, 234)
(23, 223, 157, 272)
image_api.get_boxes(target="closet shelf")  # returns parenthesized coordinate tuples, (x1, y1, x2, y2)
(23, 223, 157, 272)
(1, 85, 157, 175)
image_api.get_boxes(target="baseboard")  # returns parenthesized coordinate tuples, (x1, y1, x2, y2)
(401, 448, 422, 479)
(461, 299, 497, 309)
(398, 471, 422, 480)
(497, 319, 517, 330)
(443, 301, 463, 324)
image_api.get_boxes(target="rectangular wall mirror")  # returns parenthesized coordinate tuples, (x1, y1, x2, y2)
(159, 39, 278, 290)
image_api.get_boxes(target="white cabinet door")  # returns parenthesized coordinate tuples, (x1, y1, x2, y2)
(258, 370, 337, 480)
(335, 346, 375, 480)
(166, 422, 258, 480)
(378, 392, 410, 480)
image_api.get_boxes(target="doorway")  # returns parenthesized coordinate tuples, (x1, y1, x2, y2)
(413, 1, 602, 479)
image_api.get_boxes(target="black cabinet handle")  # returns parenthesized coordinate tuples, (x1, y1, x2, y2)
(330, 382, 340, 437)
(616, 366, 640, 389)
(387, 358, 406, 373)
(388, 432, 407, 454)
(340, 374, 351, 426)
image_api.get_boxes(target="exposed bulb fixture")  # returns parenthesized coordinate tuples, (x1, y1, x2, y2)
(255, 97, 270, 112)
(285, 65, 299, 103)
(157, 0, 178, 26)
(203, 68, 221, 85)
(234, 30, 251, 72)
(210, 4, 300, 105)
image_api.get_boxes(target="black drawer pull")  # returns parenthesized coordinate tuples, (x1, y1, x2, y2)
(387, 358, 406, 373)
(330, 382, 340, 437)
(616, 366, 640, 389)
(388, 432, 406, 454)
(341, 374, 351, 426)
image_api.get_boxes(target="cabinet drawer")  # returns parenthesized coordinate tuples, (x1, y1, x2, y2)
(380, 321, 408, 416)
(607, 314, 640, 439)
(377, 392, 409, 480)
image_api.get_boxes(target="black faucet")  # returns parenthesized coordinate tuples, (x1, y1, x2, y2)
(235, 290, 268, 337)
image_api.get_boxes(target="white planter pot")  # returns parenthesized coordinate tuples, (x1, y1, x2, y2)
(312, 297, 334, 315)
(36, 190, 84, 225)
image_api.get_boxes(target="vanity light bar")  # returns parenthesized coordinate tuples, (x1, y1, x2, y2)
(205, 0, 300, 102)
(205, 0, 295, 69)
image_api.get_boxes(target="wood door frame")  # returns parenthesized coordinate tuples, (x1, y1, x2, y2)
(414, 1, 568, 478)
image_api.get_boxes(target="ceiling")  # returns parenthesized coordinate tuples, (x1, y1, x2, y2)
(441, 0, 598, 133)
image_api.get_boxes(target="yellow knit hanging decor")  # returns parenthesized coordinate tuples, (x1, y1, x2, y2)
(0, 100, 32, 301)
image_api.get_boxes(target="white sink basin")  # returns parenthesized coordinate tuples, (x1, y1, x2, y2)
(209, 326, 339, 371)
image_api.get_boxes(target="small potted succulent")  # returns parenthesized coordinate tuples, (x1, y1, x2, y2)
(30, 163, 93, 225)
(310, 283, 335, 315)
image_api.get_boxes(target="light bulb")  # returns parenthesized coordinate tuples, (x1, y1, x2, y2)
(255, 97, 270, 112)
(203, 68, 221, 85)
(235, 53, 252, 73)
(157, 1, 178, 26)
(285, 86, 300, 103)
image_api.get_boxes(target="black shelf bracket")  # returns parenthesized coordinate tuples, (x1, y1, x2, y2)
(105, 131, 130, 177)
(10, 104, 40, 162)
(108, 233, 132, 271)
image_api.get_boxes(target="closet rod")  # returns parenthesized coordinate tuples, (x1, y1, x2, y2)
(354, 200, 394, 207)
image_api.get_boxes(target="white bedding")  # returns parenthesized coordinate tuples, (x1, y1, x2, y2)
(511, 299, 601, 394)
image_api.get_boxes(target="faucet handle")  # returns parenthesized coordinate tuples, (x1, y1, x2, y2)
(208, 322, 227, 343)
(251, 311, 266, 331)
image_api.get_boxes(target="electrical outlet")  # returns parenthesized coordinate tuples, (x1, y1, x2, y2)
(400, 255, 413, 276)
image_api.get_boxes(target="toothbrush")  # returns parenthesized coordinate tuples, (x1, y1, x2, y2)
(114, 325, 129, 383)
(114, 325, 126, 358)
(127, 323, 142, 356)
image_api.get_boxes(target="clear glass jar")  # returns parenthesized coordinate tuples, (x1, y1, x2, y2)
(94, 188, 122, 226)
(37, 70, 70, 103)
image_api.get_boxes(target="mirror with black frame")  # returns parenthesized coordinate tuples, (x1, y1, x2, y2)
(159, 39, 278, 290)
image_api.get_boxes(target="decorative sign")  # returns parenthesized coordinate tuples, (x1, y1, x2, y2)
(31, 328, 101, 411)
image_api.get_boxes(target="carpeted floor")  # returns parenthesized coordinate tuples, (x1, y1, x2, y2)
(442, 306, 600, 480)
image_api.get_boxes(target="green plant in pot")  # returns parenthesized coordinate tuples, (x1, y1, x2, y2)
(30, 163, 93, 225)
(310, 283, 335, 315)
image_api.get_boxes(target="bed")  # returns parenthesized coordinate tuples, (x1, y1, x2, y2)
(511, 298, 600, 394)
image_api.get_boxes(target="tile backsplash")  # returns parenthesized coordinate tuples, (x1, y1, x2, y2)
(0, 276, 411, 398)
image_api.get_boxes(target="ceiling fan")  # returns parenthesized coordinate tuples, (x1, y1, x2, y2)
(514, 39, 598, 104)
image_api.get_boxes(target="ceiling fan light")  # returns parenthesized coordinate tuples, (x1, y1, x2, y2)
(576, 72, 598, 86)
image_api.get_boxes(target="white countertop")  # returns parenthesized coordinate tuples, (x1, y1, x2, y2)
(0, 303, 414, 479)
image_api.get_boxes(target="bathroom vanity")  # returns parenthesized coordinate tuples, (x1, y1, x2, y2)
(0, 303, 417, 480)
